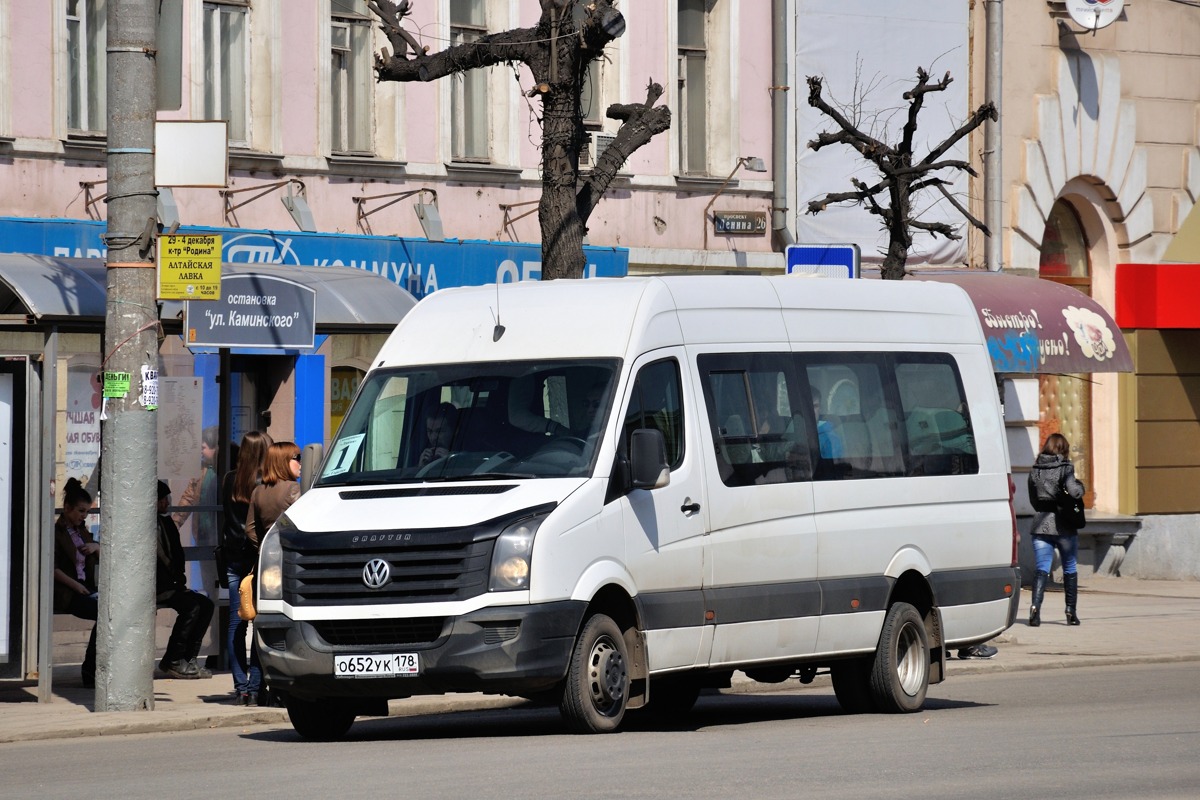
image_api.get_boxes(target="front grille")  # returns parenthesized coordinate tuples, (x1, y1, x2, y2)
(282, 531, 494, 606)
(312, 618, 446, 647)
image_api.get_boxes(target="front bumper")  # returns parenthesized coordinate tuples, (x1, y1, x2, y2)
(256, 600, 587, 701)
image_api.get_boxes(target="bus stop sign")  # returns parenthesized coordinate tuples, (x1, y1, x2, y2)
(786, 244, 860, 279)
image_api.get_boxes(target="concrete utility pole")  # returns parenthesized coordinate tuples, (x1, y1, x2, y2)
(984, 0, 1004, 271)
(97, 0, 160, 711)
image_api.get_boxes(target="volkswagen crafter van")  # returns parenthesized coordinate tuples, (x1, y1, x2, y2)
(255, 276, 1020, 738)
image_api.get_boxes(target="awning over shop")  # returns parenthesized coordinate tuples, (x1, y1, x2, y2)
(1114, 262, 1200, 329)
(915, 271, 1133, 374)
(0, 254, 416, 332)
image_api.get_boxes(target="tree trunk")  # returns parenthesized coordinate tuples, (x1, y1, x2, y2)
(538, 70, 587, 279)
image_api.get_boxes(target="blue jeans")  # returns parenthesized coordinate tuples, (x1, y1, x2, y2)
(1033, 533, 1078, 575)
(226, 564, 262, 695)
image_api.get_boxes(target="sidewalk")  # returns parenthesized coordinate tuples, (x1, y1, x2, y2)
(3, 578, 1198, 743)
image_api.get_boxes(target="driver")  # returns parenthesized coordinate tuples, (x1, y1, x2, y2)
(418, 402, 458, 467)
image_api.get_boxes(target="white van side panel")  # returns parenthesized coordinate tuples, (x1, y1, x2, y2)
(707, 617, 823, 668)
(811, 611, 889, 655)
(940, 598, 1013, 645)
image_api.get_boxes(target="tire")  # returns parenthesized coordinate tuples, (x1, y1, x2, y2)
(286, 696, 357, 741)
(868, 602, 929, 713)
(830, 657, 876, 714)
(560, 614, 630, 733)
(647, 674, 702, 717)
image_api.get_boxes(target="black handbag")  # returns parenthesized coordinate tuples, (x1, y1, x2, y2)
(1058, 492, 1086, 530)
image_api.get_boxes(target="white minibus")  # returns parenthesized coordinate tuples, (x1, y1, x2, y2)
(255, 276, 1020, 738)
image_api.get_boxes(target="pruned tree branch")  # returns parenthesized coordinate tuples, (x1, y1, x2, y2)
(577, 81, 671, 221)
(933, 182, 990, 237)
(807, 76, 892, 166)
(910, 219, 960, 239)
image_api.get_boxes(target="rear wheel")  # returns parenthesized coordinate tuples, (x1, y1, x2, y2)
(868, 602, 929, 713)
(286, 696, 356, 741)
(560, 614, 629, 733)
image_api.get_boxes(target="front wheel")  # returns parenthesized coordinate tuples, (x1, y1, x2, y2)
(560, 614, 629, 733)
(286, 696, 356, 741)
(868, 602, 929, 713)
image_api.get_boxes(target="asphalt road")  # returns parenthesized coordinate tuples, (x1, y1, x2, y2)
(3, 663, 1198, 800)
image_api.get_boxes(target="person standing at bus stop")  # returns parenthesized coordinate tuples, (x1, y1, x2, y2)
(52, 478, 99, 687)
(242, 441, 303, 702)
(221, 431, 272, 705)
(1027, 432, 1086, 626)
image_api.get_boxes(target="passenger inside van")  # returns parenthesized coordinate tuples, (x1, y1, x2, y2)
(812, 387, 844, 459)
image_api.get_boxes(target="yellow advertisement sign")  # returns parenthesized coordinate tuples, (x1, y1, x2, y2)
(157, 234, 222, 300)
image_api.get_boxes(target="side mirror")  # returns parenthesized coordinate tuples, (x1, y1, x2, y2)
(300, 442, 323, 493)
(629, 428, 670, 490)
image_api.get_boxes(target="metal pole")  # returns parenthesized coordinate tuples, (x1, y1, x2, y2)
(771, 0, 795, 251)
(97, 0, 159, 711)
(36, 330, 58, 703)
(985, 0, 1004, 271)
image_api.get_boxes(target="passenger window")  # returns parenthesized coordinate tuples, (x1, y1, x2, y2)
(894, 357, 978, 476)
(803, 357, 904, 481)
(698, 354, 811, 487)
(623, 359, 684, 469)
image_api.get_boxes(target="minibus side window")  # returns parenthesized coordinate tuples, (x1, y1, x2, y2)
(894, 356, 979, 476)
(698, 353, 812, 487)
(623, 359, 684, 469)
(801, 356, 905, 481)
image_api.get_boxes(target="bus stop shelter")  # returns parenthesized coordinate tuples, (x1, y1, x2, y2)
(0, 254, 416, 699)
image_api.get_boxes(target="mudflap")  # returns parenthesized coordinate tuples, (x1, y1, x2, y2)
(926, 605, 947, 685)
(624, 627, 649, 710)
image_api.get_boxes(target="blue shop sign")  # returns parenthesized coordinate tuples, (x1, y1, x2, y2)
(0, 217, 628, 298)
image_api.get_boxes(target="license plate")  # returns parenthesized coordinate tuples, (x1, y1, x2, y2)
(334, 653, 420, 678)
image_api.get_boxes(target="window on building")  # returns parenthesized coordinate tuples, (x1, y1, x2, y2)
(331, 1, 374, 155)
(677, 0, 708, 175)
(203, 1, 249, 144)
(1039, 199, 1094, 504)
(580, 60, 602, 129)
(66, 0, 106, 133)
(450, 0, 488, 161)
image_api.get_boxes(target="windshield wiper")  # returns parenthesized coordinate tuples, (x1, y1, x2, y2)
(451, 472, 539, 481)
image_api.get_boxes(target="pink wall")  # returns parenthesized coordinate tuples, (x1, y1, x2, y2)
(10, 3, 55, 138)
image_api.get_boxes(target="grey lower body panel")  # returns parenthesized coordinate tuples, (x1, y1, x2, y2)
(257, 600, 587, 701)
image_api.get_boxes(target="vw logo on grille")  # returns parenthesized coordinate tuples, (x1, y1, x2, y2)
(362, 558, 391, 589)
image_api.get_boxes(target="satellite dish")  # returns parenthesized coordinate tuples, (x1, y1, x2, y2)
(1065, 0, 1124, 32)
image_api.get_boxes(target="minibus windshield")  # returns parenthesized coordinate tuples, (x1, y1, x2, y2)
(316, 359, 619, 486)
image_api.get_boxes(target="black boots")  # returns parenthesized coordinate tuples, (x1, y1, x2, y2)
(1064, 571, 1081, 625)
(1029, 570, 1048, 627)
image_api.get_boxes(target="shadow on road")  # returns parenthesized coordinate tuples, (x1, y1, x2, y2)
(241, 689, 990, 743)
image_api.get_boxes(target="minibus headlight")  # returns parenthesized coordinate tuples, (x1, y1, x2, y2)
(489, 514, 545, 592)
(258, 519, 288, 601)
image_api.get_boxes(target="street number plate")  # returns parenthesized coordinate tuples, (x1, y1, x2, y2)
(334, 653, 420, 678)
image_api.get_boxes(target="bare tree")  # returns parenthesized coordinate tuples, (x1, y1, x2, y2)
(369, 0, 671, 280)
(806, 68, 997, 280)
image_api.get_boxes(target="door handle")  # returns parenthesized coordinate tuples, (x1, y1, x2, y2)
(680, 499, 701, 515)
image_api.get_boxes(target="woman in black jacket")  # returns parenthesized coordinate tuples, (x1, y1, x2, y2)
(1027, 433, 1086, 626)
(221, 430, 272, 704)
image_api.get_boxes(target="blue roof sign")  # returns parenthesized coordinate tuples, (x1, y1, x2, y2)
(785, 244, 860, 279)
